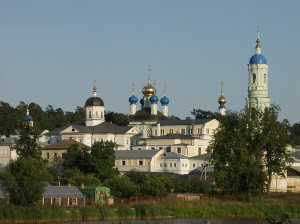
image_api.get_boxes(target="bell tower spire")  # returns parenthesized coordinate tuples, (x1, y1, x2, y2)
(247, 29, 270, 110)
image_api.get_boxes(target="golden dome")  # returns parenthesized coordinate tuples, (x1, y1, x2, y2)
(142, 84, 156, 97)
(218, 95, 226, 104)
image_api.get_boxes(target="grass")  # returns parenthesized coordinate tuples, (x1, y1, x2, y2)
(0, 193, 299, 223)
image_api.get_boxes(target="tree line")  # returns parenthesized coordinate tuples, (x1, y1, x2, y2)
(0, 101, 130, 136)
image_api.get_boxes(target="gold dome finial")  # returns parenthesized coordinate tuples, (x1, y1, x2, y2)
(142, 66, 156, 97)
(218, 81, 226, 104)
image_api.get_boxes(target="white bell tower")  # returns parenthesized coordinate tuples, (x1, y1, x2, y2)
(247, 30, 270, 110)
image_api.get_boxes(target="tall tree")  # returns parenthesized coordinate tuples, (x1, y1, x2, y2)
(14, 122, 42, 159)
(259, 106, 290, 193)
(208, 111, 266, 197)
(89, 140, 118, 181)
(208, 105, 290, 196)
(0, 157, 49, 205)
(62, 143, 91, 173)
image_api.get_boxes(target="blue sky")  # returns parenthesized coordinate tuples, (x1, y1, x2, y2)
(0, 0, 299, 124)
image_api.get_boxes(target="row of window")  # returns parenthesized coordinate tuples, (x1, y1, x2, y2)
(88, 111, 104, 118)
(159, 163, 188, 168)
(252, 73, 267, 84)
(153, 128, 214, 136)
(121, 160, 144, 166)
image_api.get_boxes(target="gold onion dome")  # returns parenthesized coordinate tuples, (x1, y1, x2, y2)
(142, 83, 156, 97)
(218, 94, 226, 104)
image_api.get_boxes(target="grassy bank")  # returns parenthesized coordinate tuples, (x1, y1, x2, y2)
(0, 193, 299, 223)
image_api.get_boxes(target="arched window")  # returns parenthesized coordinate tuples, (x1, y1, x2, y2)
(264, 74, 267, 83)
(89, 111, 92, 118)
(101, 111, 103, 118)
(252, 74, 256, 83)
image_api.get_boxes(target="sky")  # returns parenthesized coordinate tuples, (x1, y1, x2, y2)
(0, 0, 299, 124)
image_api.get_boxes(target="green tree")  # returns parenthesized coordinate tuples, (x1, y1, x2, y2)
(89, 140, 118, 181)
(105, 111, 129, 126)
(104, 175, 140, 198)
(208, 110, 266, 197)
(259, 106, 291, 193)
(14, 122, 42, 159)
(290, 122, 300, 145)
(62, 143, 91, 173)
(191, 108, 219, 119)
(62, 168, 101, 186)
(187, 176, 210, 194)
(0, 157, 49, 205)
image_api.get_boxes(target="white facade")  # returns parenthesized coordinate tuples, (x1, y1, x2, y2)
(247, 32, 270, 110)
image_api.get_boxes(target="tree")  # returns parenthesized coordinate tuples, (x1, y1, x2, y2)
(62, 143, 91, 173)
(104, 175, 140, 198)
(208, 110, 266, 197)
(191, 108, 219, 119)
(0, 157, 49, 205)
(62, 168, 101, 186)
(105, 111, 129, 126)
(208, 105, 290, 196)
(14, 122, 42, 159)
(290, 122, 300, 146)
(259, 106, 291, 193)
(89, 140, 118, 181)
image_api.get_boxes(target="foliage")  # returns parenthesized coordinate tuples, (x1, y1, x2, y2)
(191, 108, 220, 119)
(104, 175, 140, 198)
(89, 140, 118, 181)
(62, 143, 91, 173)
(105, 111, 129, 126)
(208, 105, 290, 196)
(259, 106, 291, 193)
(0, 101, 85, 135)
(62, 168, 101, 186)
(14, 122, 42, 159)
(0, 157, 50, 205)
(208, 110, 266, 196)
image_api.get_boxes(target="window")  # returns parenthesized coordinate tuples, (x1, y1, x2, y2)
(253, 74, 256, 83)
(170, 163, 173, 167)
(198, 147, 202, 155)
(206, 128, 210, 134)
(160, 163, 163, 167)
(54, 153, 57, 159)
(101, 112, 103, 118)
(181, 129, 185, 134)
(188, 128, 192, 135)
(264, 74, 267, 83)
(139, 160, 143, 166)
(89, 111, 92, 118)
(122, 160, 126, 165)
(161, 129, 165, 135)
(169, 129, 173, 134)
(72, 128, 75, 132)
(193, 164, 196, 168)
(79, 138, 82, 143)
(197, 128, 201, 134)
(174, 163, 177, 167)
(177, 147, 181, 154)
(164, 163, 167, 167)
(155, 130, 157, 136)
(182, 163, 184, 167)
(46, 153, 50, 159)
(166, 147, 171, 152)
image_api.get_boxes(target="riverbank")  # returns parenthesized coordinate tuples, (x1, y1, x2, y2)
(0, 193, 299, 223)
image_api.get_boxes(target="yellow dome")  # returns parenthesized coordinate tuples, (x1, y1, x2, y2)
(142, 84, 156, 97)
(218, 95, 226, 104)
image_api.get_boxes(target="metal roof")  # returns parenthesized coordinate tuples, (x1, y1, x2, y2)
(43, 185, 85, 198)
(154, 119, 214, 126)
(160, 152, 188, 159)
(43, 139, 90, 150)
(115, 150, 160, 159)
